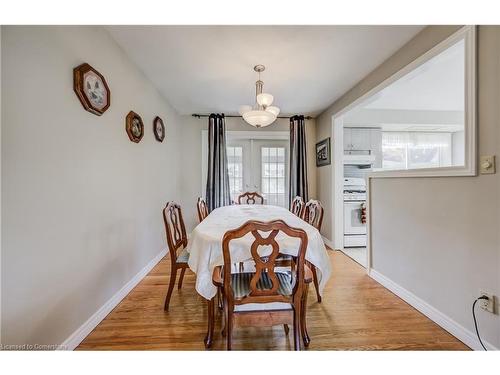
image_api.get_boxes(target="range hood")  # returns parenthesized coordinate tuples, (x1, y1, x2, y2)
(343, 154, 376, 165)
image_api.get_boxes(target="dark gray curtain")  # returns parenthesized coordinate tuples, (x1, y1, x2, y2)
(206, 113, 231, 211)
(289, 115, 308, 207)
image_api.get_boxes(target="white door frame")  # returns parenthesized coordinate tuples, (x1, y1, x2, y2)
(333, 116, 344, 252)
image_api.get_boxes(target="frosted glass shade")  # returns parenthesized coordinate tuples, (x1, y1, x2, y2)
(257, 93, 274, 107)
(238, 105, 252, 116)
(266, 106, 280, 117)
(242, 109, 276, 128)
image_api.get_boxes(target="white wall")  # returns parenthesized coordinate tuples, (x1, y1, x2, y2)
(371, 26, 500, 349)
(179, 116, 317, 232)
(316, 25, 500, 349)
(1, 26, 183, 346)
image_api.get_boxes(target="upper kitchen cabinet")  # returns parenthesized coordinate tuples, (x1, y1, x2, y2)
(343, 127, 382, 167)
(344, 128, 380, 152)
(369, 128, 382, 168)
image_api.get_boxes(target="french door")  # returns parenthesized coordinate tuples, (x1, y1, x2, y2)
(227, 139, 289, 207)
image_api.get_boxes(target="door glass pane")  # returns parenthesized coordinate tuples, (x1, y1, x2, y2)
(261, 147, 286, 207)
(227, 146, 243, 201)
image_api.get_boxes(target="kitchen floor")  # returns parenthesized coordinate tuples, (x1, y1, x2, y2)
(341, 247, 367, 268)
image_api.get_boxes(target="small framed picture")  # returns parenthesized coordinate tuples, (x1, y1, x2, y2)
(316, 137, 331, 167)
(126, 111, 144, 143)
(73, 63, 110, 116)
(153, 116, 165, 142)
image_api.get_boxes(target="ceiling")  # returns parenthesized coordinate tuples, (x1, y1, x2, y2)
(364, 39, 464, 112)
(344, 37, 465, 132)
(107, 26, 424, 116)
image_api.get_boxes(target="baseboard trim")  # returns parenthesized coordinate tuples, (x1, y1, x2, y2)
(58, 248, 168, 350)
(369, 269, 498, 351)
(321, 235, 334, 250)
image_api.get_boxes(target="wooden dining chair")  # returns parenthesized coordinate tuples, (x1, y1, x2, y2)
(197, 197, 209, 223)
(237, 191, 264, 205)
(290, 196, 305, 218)
(211, 219, 312, 350)
(303, 199, 324, 303)
(162, 201, 190, 311)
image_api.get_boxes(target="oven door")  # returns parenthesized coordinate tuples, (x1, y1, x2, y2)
(344, 201, 367, 235)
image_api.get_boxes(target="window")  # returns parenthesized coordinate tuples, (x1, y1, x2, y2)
(382, 132, 452, 170)
(227, 146, 243, 201)
(335, 26, 476, 178)
(261, 147, 286, 207)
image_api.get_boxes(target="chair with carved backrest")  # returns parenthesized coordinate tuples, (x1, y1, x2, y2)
(197, 197, 209, 223)
(162, 201, 190, 311)
(237, 191, 264, 205)
(303, 199, 324, 303)
(211, 219, 312, 350)
(290, 196, 305, 218)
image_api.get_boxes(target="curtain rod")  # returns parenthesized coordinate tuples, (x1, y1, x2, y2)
(191, 114, 314, 120)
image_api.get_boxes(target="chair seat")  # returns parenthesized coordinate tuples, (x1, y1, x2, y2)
(234, 302, 292, 312)
(276, 254, 294, 261)
(231, 271, 293, 299)
(176, 248, 190, 264)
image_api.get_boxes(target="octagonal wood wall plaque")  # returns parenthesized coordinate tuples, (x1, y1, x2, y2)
(126, 111, 144, 143)
(73, 63, 111, 116)
(153, 116, 165, 142)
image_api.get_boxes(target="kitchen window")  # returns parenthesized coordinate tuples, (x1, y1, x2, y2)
(382, 132, 452, 170)
(333, 26, 477, 179)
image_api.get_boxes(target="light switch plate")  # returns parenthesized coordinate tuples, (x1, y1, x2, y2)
(480, 155, 496, 174)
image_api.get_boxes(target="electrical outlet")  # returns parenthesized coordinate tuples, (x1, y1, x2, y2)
(479, 290, 495, 313)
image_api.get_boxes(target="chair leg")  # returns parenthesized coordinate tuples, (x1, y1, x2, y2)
(177, 267, 186, 290)
(301, 284, 311, 347)
(164, 266, 178, 311)
(283, 324, 290, 335)
(225, 304, 233, 351)
(293, 302, 301, 351)
(204, 297, 215, 349)
(311, 265, 322, 303)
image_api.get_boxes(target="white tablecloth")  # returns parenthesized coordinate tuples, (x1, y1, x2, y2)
(187, 204, 332, 300)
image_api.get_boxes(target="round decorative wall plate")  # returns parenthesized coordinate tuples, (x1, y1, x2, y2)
(153, 116, 165, 142)
(126, 111, 144, 143)
(73, 63, 110, 116)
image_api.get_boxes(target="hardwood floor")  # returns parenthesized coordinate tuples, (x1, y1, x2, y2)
(77, 250, 469, 350)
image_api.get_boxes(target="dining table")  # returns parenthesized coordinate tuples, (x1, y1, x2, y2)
(186, 204, 333, 347)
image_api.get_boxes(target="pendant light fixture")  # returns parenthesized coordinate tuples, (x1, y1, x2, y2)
(239, 65, 280, 128)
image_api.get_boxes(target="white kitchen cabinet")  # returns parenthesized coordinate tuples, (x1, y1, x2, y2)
(344, 127, 382, 166)
(350, 128, 371, 150)
(370, 128, 382, 168)
(344, 128, 371, 151)
(343, 128, 352, 151)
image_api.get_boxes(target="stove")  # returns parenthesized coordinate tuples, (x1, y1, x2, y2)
(343, 177, 366, 200)
(343, 177, 367, 247)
